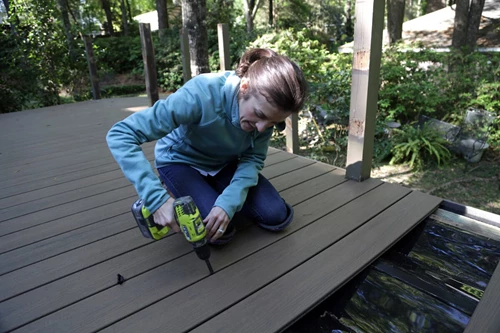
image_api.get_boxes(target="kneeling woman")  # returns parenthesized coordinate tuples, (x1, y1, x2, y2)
(106, 48, 308, 244)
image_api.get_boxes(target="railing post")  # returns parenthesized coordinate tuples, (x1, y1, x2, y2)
(217, 23, 231, 72)
(180, 28, 192, 83)
(83, 36, 101, 100)
(345, 0, 385, 181)
(285, 113, 299, 154)
(139, 23, 159, 106)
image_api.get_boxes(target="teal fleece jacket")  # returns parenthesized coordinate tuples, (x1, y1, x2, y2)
(106, 71, 273, 219)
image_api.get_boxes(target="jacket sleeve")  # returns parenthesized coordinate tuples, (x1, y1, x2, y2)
(106, 86, 204, 213)
(213, 127, 273, 220)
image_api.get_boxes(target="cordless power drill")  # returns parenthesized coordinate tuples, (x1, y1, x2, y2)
(131, 196, 214, 274)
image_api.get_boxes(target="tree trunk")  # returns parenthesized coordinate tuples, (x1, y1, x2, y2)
(452, 0, 469, 48)
(387, 0, 405, 45)
(2, 0, 9, 16)
(182, 0, 210, 75)
(244, 0, 254, 32)
(120, 0, 129, 35)
(345, 0, 353, 38)
(268, 0, 273, 26)
(465, 0, 485, 48)
(101, 0, 115, 36)
(156, 0, 169, 40)
(126, 0, 132, 21)
(243, 0, 261, 33)
(57, 0, 77, 60)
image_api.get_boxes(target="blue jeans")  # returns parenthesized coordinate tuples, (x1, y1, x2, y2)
(157, 162, 294, 231)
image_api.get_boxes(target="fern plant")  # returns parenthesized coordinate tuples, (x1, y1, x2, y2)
(389, 123, 452, 170)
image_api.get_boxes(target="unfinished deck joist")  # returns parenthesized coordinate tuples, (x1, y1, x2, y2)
(0, 98, 444, 333)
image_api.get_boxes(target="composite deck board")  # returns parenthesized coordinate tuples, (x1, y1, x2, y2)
(0, 99, 448, 333)
(0, 140, 107, 168)
(0, 197, 137, 254)
(0, 146, 117, 180)
(0, 158, 124, 192)
(99, 182, 407, 333)
(0, 156, 311, 271)
(0, 149, 291, 253)
(464, 261, 500, 333)
(2, 163, 348, 332)
(0, 228, 152, 302)
(0, 186, 138, 236)
(13, 172, 378, 333)
(0, 137, 155, 183)
(270, 162, 335, 192)
(0, 177, 134, 222)
(261, 156, 316, 179)
(0, 157, 328, 328)
(0, 167, 134, 207)
(0, 213, 135, 275)
(263, 150, 297, 166)
(193, 191, 441, 333)
(0, 148, 153, 196)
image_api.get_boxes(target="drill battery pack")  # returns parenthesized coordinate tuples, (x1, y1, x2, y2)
(131, 199, 170, 240)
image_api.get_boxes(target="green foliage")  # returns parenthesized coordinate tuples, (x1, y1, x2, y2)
(153, 29, 184, 92)
(73, 84, 145, 101)
(0, 0, 87, 112)
(470, 82, 500, 113)
(249, 28, 333, 79)
(390, 123, 452, 170)
(307, 0, 354, 50)
(378, 47, 449, 122)
(274, 0, 313, 31)
(378, 47, 500, 124)
(373, 120, 394, 166)
(94, 36, 143, 74)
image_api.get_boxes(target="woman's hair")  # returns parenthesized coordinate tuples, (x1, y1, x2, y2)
(235, 48, 308, 114)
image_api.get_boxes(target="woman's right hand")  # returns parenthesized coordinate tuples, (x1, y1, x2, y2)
(152, 197, 180, 233)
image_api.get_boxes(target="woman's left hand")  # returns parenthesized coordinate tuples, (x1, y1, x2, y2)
(203, 206, 230, 241)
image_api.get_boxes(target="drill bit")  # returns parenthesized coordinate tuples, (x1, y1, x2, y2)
(205, 259, 214, 274)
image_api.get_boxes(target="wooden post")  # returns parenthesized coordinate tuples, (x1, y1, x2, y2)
(83, 36, 101, 100)
(345, 0, 385, 181)
(180, 28, 192, 83)
(285, 113, 299, 154)
(217, 23, 230, 71)
(139, 23, 159, 106)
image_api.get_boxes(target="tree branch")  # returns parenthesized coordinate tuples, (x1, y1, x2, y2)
(251, 0, 262, 19)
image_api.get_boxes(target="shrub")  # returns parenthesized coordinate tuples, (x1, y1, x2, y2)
(390, 123, 452, 170)
(248, 28, 333, 80)
(94, 36, 143, 75)
(378, 47, 449, 123)
(378, 47, 500, 126)
(470, 81, 500, 114)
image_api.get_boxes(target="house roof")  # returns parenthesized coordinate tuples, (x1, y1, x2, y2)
(338, 0, 500, 52)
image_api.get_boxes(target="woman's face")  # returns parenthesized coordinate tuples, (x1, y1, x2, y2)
(238, 78, 291, 133)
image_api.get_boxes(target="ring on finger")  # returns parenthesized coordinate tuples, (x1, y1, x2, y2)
(217, 228, 225, 233)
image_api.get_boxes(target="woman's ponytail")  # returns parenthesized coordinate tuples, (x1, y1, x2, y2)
(235, 48, 308, 115)
(235, 48, 278, 78)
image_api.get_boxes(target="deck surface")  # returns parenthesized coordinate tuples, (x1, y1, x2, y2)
(0, 97, 443, 333)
